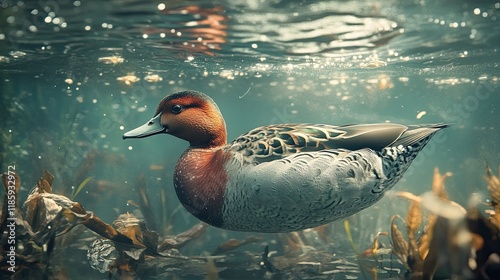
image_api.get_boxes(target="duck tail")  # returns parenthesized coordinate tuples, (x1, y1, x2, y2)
(379, 123, 450, 188)
(390, 123, 451, 149)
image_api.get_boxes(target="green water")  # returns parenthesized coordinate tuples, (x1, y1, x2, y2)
(0, 0, 499, 279)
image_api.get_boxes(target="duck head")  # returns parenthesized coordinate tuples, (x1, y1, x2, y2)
(123, 90, 227, 148)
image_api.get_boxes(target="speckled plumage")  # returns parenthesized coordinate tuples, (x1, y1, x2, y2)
(220, 123, 446, 232)
(123, 90, 449, 233)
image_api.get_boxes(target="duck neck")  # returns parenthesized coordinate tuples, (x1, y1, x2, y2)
(188, 119, 227, 149)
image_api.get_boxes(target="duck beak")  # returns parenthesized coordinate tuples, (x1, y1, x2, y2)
(122, 113, 166, 139)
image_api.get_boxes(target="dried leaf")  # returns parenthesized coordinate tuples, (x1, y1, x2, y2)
(396, 191, 421, 203)
(211, 236, 263, 255)
(312, 224, 330, 243)
(83, 214, 133, 244)
(432, 167, 452, 199)
(418, 213, 436, 261)
(278, 232, 305, 255)
(212, 239, 241, 255)
(41, 170, 54, 186)
(36, 178, 52, 193)
(406, 200, 422, 239)
(360, 231, 388, 258)
(113, 213, 153, 248)
(486, 165, 500, 205)
(158, 223, 208, 251)
(372, 232, 388, 256)
(33, 208, 91, 245)
(486, 165, 500, 226)
(390, 215, 409, 269)
(117, 224, 147, 247)
(397, 191, 425, 261)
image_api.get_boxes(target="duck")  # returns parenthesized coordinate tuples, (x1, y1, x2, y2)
(123, 90, 449, 233)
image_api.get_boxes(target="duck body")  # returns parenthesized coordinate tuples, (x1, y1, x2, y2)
(123, 90, 449, 233)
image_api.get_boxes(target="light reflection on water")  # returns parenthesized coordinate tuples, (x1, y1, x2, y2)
(0, 0, 499, 279)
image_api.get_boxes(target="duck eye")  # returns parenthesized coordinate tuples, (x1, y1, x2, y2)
(171, 104, 182, 114)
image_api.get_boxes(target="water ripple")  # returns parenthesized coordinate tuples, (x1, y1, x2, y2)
(1, 0, 498, 74)
(229, 10, 401, 56)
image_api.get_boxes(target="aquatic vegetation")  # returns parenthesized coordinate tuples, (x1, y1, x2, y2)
(485, 166, 500, 228)
(211, 236, 263, 256)
(0, 170, 132, 278)
(71, 176, 93, 200)
(344, 219, 360, 256)
(359, 166, 500, 279)
(3, 163, 499, 279)
(0, 0, 498, 279)
(0, 170, 155, 277)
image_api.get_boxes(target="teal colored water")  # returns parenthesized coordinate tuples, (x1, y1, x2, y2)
(0, 0, 499, 279)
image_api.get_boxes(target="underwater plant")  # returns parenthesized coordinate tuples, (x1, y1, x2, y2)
(2, 165, 499, 279)
(359, 166, 500, 279)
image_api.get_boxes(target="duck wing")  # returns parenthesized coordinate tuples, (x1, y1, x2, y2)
(227, 123, 414, 164)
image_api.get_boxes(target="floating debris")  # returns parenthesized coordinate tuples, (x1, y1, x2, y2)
(9, 51, 26, 58)
(366, 74, 394, 91)
(117, 73, 140, 86)
(416, 111, 427, 119)
(98, 56, 124, 65)
(144, 74, 163, 83)
(398, 77, 409, 83)
(0, 56, 10, 63)
(64, 78, 73, 85)
(359, 60, 387, 68)
(148, 164, 165, 171)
